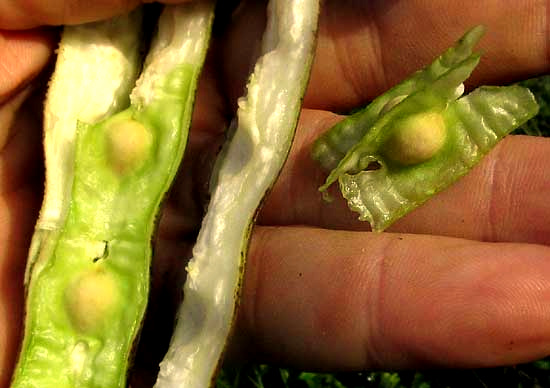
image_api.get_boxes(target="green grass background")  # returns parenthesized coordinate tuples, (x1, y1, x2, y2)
(217, 75, 550, 388)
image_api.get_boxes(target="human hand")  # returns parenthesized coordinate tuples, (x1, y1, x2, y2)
(203, 0, 550, 373)
(0, 1, 549, 387)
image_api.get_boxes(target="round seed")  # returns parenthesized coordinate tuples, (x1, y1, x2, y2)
(65, 269, 118, 332)
(105, 119, 153, 174)
(384, 111, 446, 165)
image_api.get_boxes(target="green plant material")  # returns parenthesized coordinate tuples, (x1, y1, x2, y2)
(313, 26, 539, 231)
(312, 25, 485, 172)
(299, 372, 348, 388)
(154, 1, 319, 387)
(216, 365, 437, 388)
(11, 3, 214, 387)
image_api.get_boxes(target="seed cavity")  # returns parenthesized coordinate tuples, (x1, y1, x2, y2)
(105, 119, 153, 174)
(65, 269, 119, 332)
(384, 111, 446, 165)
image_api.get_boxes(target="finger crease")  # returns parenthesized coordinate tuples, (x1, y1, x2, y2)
(362, 233, 395, 368)
(485, 144, 504, 242)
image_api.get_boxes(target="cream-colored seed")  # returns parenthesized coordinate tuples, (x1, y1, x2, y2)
(105, 119, 152, 173)
(384, 111, 446, 165)
(66, 270, 118, 332)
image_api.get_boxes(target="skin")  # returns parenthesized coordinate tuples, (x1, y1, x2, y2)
(0, 0, 549, 386)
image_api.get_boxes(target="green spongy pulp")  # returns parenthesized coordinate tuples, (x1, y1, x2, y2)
(11, 65, 195, 388)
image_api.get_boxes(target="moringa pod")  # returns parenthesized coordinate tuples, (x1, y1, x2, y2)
(154, 0, 320, 387)
(10, 2, 214, 387)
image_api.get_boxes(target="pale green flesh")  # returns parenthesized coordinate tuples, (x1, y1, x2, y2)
(154, 1, 320, 387)
(67, 65, 193, 239)
(314, 26, 539, 231)
(13, 240, 149, 387)
(11, 3, 214, 387)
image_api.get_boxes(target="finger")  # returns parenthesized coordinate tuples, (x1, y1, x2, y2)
(0, 0, 192, 29)
(0, 187, 41, 387)
(305, 0, 549, 111)
(0, 29, 52, 193)
(220, 0, 549, 112)
(258, 109, 550, 245)
(0, 30, 51, 386)
(0, 0, 137, 28)
(0, 29, 54, 101)
(232, 226, 550, 370)
(0, 86, 44, 386)
(0, 87, 44, 193)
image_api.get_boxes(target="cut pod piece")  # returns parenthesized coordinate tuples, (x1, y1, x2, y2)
(311, 25, 486, 172)
(339, 85, 538, 231)
(314, 26, 539, 231)
(10, 3, 214, 387)
(154, 1, 320, 387)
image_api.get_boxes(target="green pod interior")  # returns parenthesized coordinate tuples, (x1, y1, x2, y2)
(11, 3, 214, 387)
